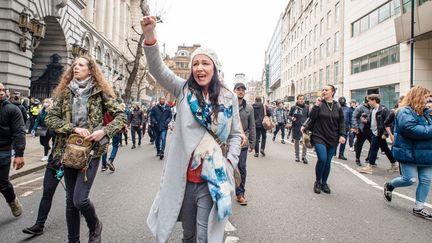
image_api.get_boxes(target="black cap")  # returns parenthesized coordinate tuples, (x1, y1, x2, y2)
(234, 82, 246, 90)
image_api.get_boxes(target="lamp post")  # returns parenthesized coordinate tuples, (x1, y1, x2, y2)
(409, 0, 415, 88)
(18, 8, 46, 52)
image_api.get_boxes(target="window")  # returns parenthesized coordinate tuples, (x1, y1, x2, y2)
(326, 65, 330, 84)
(309, 52, 312, 67)
(309, 30, 312, 45)
(369, 9, 379, 28)
(326, 38, 331, 57)
(379, 2, 391, 22)
(351, 44, 400, 74)
(320, 18, 324, 35)
(320, 0, 324, 11)
(327, 11, 331, 30)
(360, 16, 369, 33)
(320, 43, 324, 60)
(314, 25, 318, 41)
(314, 48, 317, 64)
(335, 2, 340, 23)
(314, 4, 318, 18)
(334, 32, 340, 52)
(319, 69, 323, 88)
(352, 21, 360, 37)
(334, 61, 339, 84)
(351, 1, 398, 37)
(313, 72, 317, 90)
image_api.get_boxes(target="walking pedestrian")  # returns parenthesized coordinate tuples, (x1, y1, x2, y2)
(348, 100, 358, 151)
(288, 94, 309, 163)
(10, 91, 28, 125)
(45, 55, 127, 243)
(141, 16, 242, 243)
(306, 85, 345, 194)
(383, 86, 432, 220)
(29, 98, 42, 134)
(384, 96, 405, 144)
(272, 101, 288, 144)
(234, 82, 255, 206)
(150, 97, 172, 160)
(129, 103, 144, 149)
(351, 97, 372, 166)
(100, 104, 123, 172)
(0, 82, 25, 218)
(357, 94, 398, 174)
(147, 103, 155, 144)
(31, 98, 56, 161)
(119, 104, 131, 146)
(337, 97, 353, 160)
(252, 97, 271, 157)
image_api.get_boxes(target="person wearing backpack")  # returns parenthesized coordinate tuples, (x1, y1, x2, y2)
(288, 94, 309, 164)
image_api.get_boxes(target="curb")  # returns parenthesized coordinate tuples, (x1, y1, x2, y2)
(10, 164, 46, 181)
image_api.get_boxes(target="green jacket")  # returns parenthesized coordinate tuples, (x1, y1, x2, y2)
(45, 86, 127, 160)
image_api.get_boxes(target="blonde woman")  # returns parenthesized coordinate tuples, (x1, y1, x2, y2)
(31, 98, 55, 161)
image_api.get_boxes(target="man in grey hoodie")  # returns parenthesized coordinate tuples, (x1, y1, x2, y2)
(234, 82, 255, 206)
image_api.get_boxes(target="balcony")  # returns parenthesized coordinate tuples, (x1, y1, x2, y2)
(394, 0, 432, 42)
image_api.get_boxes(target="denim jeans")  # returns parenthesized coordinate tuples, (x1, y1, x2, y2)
(314, 143, 336, 184)
(35, 167, 61, 227)
(102, 132, 121, 167)
(254, 127, 267, 153)
(64, 158, 100, 242)
(120, 130, 128, 145)
(273, 123, 285, 140)
(181, 182, 213, 243)
(236, 148, 248, 196)
(390, 163, 432, 205)
(131, 126, 142, 145)
(0, 156, 15, 203)
(367, 135, 396, 165)
(154, 128, 168, 154)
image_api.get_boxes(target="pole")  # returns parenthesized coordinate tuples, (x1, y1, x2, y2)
(409, 0, 415, 88)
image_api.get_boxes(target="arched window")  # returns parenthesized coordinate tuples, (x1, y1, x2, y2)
(84, 37, 91, 53)
(96, 46, 102, 62)
(106, 53, 111, 67)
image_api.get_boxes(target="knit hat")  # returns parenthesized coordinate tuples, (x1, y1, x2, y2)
(191, 47, 223, 80)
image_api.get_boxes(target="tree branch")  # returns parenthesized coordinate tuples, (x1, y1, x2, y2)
(126, 40, 136, 58)
(131, 25, 141, 35)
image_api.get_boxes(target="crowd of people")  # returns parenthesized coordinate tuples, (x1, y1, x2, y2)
(0, 15, 432, 243)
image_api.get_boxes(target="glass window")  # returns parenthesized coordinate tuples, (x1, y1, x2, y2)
(334, 61, 339, 83)
(320, 18, 324, 35)
(327, 11, 331, 29)
(320, 0, 324, 11)
(351, 59, 360, 74)
(314, 48, 317, 64)
(369, 52, 379, 69)
(360, 16, 369, 33)
(319, 69, 323, 88)
(334, 32, 340, 52)
(379, 48, 389, 66)
(314, 25, 318, 40)
(379, 3, 391, 22)
(369, 9, 379, 28)
(326, 65, 330, 84)
(389, 45, 400, 63)
(394, 0, 401, 14)
(335, 2, 340, 23)
(360, 56, 369, 72)
(320, 43, 324, 59)
(326, 38, 331, 56)
(352, 21, 360, 37)
(314, 4, 318, 18)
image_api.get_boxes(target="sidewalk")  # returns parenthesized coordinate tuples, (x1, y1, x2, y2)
(10, 134, 48, 180)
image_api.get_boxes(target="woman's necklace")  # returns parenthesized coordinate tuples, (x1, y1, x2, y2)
(326, 100, 333, 111)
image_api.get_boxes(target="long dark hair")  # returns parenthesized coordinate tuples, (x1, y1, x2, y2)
(185, 66, 221, 118)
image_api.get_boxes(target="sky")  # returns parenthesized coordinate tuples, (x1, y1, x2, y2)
(147, 0, 288, 88)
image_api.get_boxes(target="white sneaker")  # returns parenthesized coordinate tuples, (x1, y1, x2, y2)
(41, 156, 48, 161)
(349, 147, 354, 152)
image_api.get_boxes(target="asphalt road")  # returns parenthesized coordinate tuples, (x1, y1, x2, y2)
(1, 133, 432, 243)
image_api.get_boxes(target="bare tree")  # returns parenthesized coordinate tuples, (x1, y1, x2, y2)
(123, 1, 152, 103)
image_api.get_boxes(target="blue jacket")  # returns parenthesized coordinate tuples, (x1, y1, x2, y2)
(392, 107, 432, 165)
(150, 104, 172, 131)
(341, 105, 353, 132)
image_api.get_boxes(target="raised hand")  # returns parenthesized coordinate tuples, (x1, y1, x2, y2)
(140, 16, 157, 40)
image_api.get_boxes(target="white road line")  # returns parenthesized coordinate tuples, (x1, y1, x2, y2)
(14, 176, 44, 187)
(224, 236, 240, 243)
(307, 152, 432, 209)
(20, 191, 33, 197)
(225, 220, 237, 232)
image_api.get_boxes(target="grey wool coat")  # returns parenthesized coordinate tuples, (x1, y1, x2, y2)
(144, 43, 242, 243)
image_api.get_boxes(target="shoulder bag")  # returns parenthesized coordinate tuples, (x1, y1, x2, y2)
(62, 134, 95, 170)
(262, 105, 274, 130)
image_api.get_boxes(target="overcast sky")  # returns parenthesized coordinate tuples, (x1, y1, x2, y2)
(147, 0, 287, 87)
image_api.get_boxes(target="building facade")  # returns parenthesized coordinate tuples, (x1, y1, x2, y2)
(265, 14, 283, 102)
(1, 0, 148, 101)
(246, 80, 264, 105)
(344, 0, 432, 108)
(280, 0, 344, 104)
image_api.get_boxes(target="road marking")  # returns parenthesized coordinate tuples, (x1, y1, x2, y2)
(15, 176, 44, 187)
(20, 191, 33, 197)
(225, 220, 236, 232)
(224, 236, 240, 243)
(307, 152, 432, 209)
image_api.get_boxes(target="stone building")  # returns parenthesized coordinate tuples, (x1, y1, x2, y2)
(1, 0, 149, 101)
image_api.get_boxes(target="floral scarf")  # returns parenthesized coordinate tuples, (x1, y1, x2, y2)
(187, 91, 234, 221)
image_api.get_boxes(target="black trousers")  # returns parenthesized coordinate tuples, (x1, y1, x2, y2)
(35, 167, 61, 227)
(254, 127, 267, 153)
(0, 158, 15, 203)
(355, 129, 373, 160)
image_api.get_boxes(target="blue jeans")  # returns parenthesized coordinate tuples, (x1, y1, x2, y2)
(236, 148, 248, 196)
(390, 163, 432, 205)
(102, 132, 121, 167)
(154, 128, 168, 154)
(314, 143, 336, 184)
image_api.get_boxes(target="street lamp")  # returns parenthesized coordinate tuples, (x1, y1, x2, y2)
(18, 8, 46, 52)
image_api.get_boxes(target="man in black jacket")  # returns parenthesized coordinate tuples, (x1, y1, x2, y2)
(351, 98, 372, 166)
(252, 97, 271, 157)
(358, 94, 398, 174)
(0, 83, 26, 217)
(288, 94, 309, 163)
(129, 103, 145, 149)
(150, 97, 172, 160)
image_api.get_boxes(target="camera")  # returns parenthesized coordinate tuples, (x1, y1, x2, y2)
(361, 113, 368, 119)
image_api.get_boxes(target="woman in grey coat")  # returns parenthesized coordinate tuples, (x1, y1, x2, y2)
(140, 16, 242, 243)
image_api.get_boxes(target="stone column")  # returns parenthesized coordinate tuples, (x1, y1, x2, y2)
(113, 0, 121, 45)
(95, 0, 106, 32)
(85, 0, 95, 23)
(106, 0, 114, 40)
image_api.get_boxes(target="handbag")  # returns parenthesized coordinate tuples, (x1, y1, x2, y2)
(301, 118, 314, 149)
(262, 105, 274, 130)
(62, 134, 95, 170)
(35, 126, 48, 137)
(206, 129, 241, 187)
(285, 121, 293, 129)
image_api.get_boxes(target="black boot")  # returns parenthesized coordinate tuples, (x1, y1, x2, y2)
(302, 157, 308, 164)
(313, 181, 321, 194)
(22, 224, 44, 236)
(89, 221, 103, 243)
